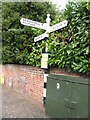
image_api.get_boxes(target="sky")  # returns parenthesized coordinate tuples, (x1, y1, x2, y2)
(51, 0, 68, 10)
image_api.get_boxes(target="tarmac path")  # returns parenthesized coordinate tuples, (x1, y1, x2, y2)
(2, 85, 50, 118)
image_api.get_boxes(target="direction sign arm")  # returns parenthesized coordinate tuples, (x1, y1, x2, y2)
(20, 18, 46, 30)
(48, 20, 68, 33)
(34, 32, 49, 42)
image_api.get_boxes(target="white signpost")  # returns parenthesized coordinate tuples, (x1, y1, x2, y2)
(20, 15, 68, 43)
(20, 14, 68, 106)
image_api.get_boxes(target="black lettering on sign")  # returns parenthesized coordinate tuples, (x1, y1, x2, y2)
(23, 19, 42, 27)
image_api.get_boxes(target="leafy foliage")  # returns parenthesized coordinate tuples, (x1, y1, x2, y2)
(2, 1, 90, 74)
(48, 1, 90, 74)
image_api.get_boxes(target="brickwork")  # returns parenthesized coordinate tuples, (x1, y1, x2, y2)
(49, 68, 88, 78)
(1, 64, 44, 103)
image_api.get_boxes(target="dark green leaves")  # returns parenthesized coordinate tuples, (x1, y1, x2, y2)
(48, 1, 89, 74)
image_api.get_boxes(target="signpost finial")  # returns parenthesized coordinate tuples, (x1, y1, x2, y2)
(46, 14, 51, 27)
(47, 14, 50, 17)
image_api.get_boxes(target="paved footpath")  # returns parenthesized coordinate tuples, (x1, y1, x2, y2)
(2, 85, 50, 118)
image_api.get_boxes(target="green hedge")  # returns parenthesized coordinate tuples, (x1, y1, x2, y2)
(2, 1, 90, 75)
(48, 1, 90, 74)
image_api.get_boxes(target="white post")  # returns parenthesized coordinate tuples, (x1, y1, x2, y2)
(45, 14, 51, 52)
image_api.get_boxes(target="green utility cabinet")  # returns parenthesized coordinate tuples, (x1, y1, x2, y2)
(45, 74, 89, 118)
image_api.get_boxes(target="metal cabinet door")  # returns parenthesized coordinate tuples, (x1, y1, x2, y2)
(45, 77, 71, 118)
(45, 75, 89, 118)
(69, 82, 89, 118)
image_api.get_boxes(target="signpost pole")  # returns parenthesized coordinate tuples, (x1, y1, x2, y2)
(43, 38, 49, 106)
(43, 14, 51, 106)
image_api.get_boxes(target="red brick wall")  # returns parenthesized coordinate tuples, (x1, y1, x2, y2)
(49, 68, 88, 78)
(50, 68, 80, 77)
(1, 64, 44, 103)
(1, 64, 88, 104)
